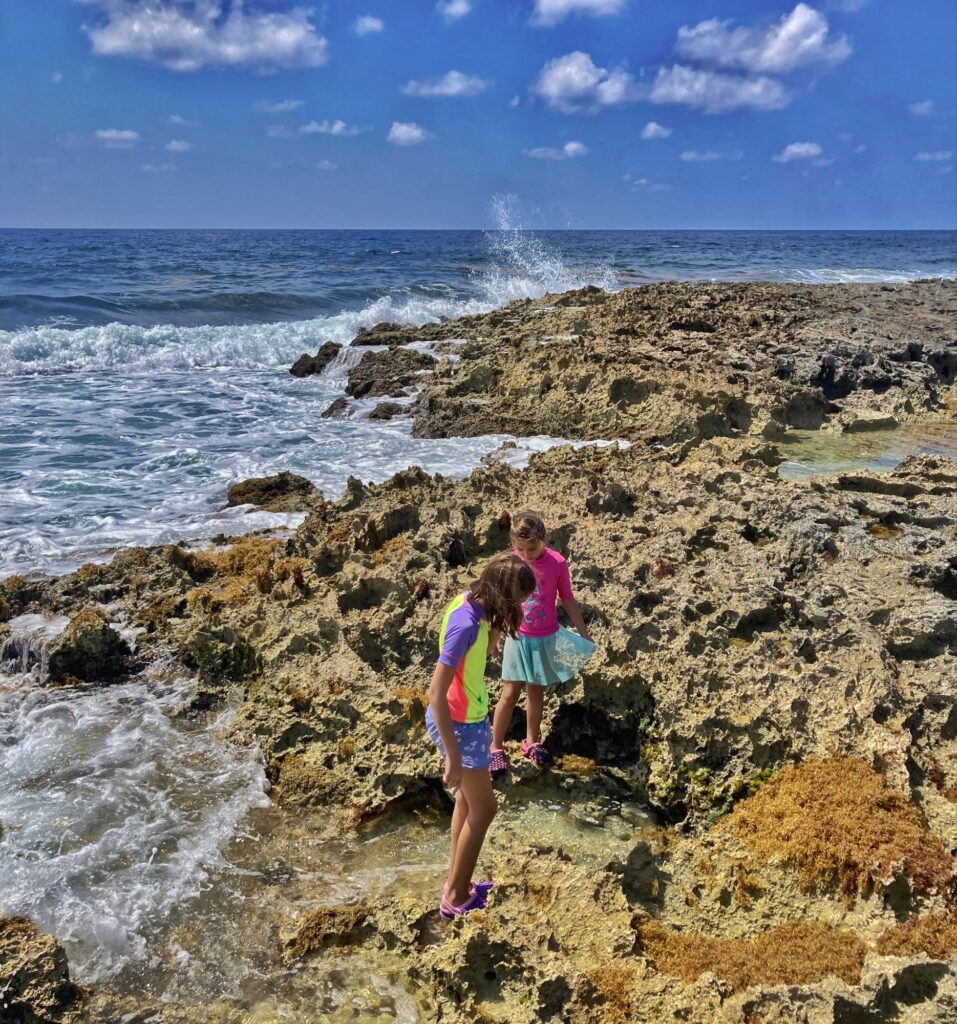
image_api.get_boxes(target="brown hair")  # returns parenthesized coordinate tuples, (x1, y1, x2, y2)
(510, 509, 546, 544)
(469, 553, 536, 638)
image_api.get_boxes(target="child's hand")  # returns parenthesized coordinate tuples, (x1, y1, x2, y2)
(444, 754, 463, 790)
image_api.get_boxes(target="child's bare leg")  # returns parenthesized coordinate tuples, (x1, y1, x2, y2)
(450, 788, 469, 866)
(525, 684, 544, 745)
(491, 681, 523, 749)
(446, 769, 497, 905)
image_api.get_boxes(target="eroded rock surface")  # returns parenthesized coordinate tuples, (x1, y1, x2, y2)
(0, 918, 84, 1024)
(4, 281, 956, 1023)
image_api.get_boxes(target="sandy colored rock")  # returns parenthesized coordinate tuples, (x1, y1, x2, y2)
(0, 917, 84, 1024)
(406, 280, 956, 442)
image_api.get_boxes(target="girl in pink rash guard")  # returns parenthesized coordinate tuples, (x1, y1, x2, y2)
(489, 510, 596, 777)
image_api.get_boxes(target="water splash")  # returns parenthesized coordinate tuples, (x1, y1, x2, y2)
(0, 613, 70, 678)
(0, 667, 271, 985)
(482, 194, 619, 303)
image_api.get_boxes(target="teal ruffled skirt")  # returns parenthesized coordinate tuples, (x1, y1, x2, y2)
(501, 627, 597, 687)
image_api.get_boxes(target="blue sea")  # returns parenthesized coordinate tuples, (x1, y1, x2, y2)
(2, 227, 955, 577)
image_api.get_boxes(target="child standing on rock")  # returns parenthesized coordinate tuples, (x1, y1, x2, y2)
(426, 552, 536, 919)
(490, 511, 595, 777)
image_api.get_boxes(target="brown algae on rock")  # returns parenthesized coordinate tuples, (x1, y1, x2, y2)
(722, 757, 954, 897)
(635, 918, 868, 991)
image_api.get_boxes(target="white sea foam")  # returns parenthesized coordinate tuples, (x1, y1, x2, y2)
(788, 267, 953, 284)
(0, 667, 270, 984)
(0, 211, 617, 378)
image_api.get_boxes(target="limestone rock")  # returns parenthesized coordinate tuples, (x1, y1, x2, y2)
(45, 607, 130, 684)
(346, 347, 436, 399)
(0, 917, 84, 1024)
(225, 470, 318, 512)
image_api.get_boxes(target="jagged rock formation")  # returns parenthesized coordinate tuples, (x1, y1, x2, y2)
(2, 280, 956, 1023)
(0, 918, 85, 1024)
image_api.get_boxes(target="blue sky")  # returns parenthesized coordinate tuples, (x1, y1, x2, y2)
(1, 0, 954, 229)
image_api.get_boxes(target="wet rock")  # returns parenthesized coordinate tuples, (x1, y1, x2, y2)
(321, 396, 349, 419)
(369, 401, 407, 421)
(14, 280, 957, 1022)
(346, 347, 436, 399)
(281, 905, 373, 958)
(351, 321, 421, 346)
(45, 608, 130, 684)
(289, 341, 342, 378)
(0, 917, 84, 1024)
(838, 410, 901, 433)
(225, 470, 318, 513)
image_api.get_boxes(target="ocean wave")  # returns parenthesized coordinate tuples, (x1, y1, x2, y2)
(0, 670, 270, 983)
(787, 267, 957, 284)
(0, 222, 617, 376)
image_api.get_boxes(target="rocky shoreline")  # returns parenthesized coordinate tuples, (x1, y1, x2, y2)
(2, 279, 956, 1023)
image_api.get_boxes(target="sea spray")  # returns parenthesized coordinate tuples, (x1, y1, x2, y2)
(0, 666, 271, 985)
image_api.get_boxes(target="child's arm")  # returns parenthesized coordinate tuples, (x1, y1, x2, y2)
(428, 662, 463, 790)
(560, 597, 592, 642)
(557, 559, 591, 641)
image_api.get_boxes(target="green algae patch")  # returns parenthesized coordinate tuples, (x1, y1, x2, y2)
(721, 757, 954, 896)
(636, 919, 866, 991)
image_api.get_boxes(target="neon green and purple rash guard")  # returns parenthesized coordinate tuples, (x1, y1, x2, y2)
(437, 593, 489, 723)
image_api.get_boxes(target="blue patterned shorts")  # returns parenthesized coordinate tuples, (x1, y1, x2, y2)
(424, 705, 493, 771)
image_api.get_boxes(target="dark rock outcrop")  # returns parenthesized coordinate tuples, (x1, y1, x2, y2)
(289, 341, 342, 378)
(226, 471, 318, 512)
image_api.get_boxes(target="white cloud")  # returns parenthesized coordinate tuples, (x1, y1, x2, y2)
(525, 140, 588, 160)
(95, 128, 140, 148)
(300, 119, 362, 137)
(641, 121, 671, 140)
(51, 70, 64, 83)
(437, 0, 471, 21)
(402, 71, 491, 98)
(165, 139, 191, 152)
(354, 15, 384, 36)
(316, 160, 338, 171)
(266, 125, 293, 139)
(650, 65, 789, 113)
(680, 149, 723, 162)
(914, 150, 952, 162)
(532, 51, 638, 113)
(531, 0, 627, 28)
(623, 173, 671, 192)
(908, 100, 934, 116)
(141, 162, 176, 173)
(387, 121, 431, 145)
(676, 4, 850, 74)
(253, 99, 305, 114)
(509, 95, 521, 108)
(773, 141, 822, 162)
(169, 114, 198, 126)
(85, 1, 328, 72)
(854, 143, 867, 153)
